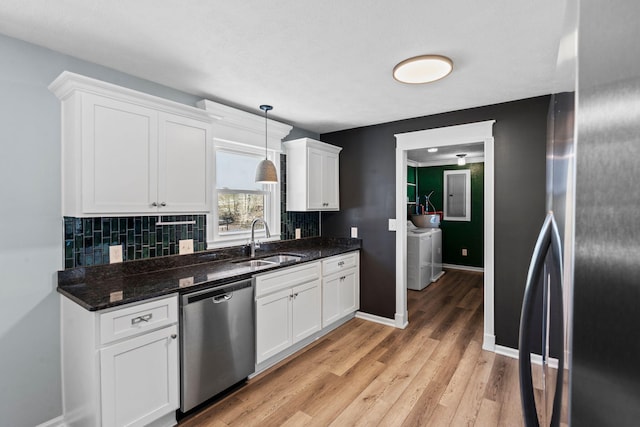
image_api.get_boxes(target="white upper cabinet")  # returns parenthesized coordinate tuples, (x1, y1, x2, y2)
(50, 72, 212, 217)
(283, 138, 342, 211)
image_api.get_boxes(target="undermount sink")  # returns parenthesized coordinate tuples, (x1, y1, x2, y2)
(259, 254, 303, 264)
(231, 253, 303, 269)
(232, 259, 277, 268)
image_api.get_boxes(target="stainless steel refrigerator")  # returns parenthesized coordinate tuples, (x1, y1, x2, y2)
(519, 1, 640, 425)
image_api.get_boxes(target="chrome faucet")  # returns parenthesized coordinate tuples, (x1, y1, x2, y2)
(249, 218, 271, 257)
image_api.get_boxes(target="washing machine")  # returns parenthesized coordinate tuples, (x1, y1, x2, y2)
(407, 222, 444, 290)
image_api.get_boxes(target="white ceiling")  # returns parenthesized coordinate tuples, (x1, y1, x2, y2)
(408, 142, 484, 165)
(0, 1, 567, 134)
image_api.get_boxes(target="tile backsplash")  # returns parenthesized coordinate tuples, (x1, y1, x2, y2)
(280, 154, 320, 240)
(64, 215, 206, 268)
(62, 154, 322, 269)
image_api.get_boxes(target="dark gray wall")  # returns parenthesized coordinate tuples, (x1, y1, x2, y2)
(321, 96, 549, 347)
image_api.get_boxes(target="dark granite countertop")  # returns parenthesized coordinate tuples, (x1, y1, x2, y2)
(57, 237, 361, 311)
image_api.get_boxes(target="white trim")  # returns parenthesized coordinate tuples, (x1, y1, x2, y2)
(414, 156, 485, 168)
(483, 333, 496, 351)
(395, 120, 495, 350)
(49, 71, 211, 122)
(355, 311, 400, 328)
(494, 345, 559, 369)
(442, 263, 485, 272)
(36, 415, 67, 427)
(197, 99, 292, 152)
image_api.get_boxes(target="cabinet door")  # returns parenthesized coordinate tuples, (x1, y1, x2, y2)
(306, 148, 324, 210)
(256, 288, 292, 364)
(158, 113, 211, 212)
(100, 325, 178, 427)
(322, 151, 340, 210)
(292, 280, 321, 344)
(339, 270, 358, 316)
(322, 274, 341, 327)
(82, 94, 158, 214)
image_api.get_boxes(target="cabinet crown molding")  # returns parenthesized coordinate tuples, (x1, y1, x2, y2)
(197, 99, 292, 151)
(283, 137, 342, 154)
(49, 71, 211, 122)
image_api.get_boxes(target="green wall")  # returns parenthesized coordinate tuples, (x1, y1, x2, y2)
(416, 163, 484, 267)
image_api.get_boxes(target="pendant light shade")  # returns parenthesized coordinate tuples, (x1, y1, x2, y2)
(255, 104, 278, 184)
(457, 154, 467, 166)
(255, 158, 278, 183)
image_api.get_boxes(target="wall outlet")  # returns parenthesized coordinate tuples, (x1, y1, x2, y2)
(179, 239, 194, 255)
(109, 245, 123, 263)
(179, 277, 194, 288)
(351, 227, 358, 238)
(462, 248, 468, 256)
(295, 228, 301, 239)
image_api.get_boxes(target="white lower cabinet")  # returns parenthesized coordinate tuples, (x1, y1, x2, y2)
(100, 325, 179, 427)
(322, 252, 360, 328)
(255, 262, 322, 364)
(61, 295, 179, 427)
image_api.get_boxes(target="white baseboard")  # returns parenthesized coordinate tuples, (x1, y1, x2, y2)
(495, 344, 559, 369)
(355, 311, 398, 328)
(36, 415, 66, 427)
(482, 333, 496, 351)
(443, 263, 484, 273)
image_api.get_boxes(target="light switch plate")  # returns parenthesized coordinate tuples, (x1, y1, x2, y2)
(109, 245, 123, 263)
(351, 227, 358, 238)
(179, 239, 194, 255)
(295, 228, 301, 239)
(462, 248, 468, 256)
(388, 219, 397, 231)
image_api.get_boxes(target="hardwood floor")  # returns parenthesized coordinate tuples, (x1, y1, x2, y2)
(178, 269, 527, 426)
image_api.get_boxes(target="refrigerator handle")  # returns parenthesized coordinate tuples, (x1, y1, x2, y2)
(519, 212, 554, 427)
(549, 213, 564, 427)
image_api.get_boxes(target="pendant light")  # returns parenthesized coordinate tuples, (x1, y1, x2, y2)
(255, 104, 278, 184)
(457, 154, 467, 166)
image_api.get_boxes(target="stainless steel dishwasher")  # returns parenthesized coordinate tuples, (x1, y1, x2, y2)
(180, 278, 255, 412)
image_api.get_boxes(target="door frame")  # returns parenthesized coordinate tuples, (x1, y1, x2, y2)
(394, 120, 496, 351)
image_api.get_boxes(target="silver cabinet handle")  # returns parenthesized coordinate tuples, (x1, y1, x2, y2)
(160, 202, 166, 207)
(171, 334, 177, 339)
(340, 276, 346, 281)
(131, 313, 153, 325)
(151, 202, 158, 207)
(338, 261, 345, 267)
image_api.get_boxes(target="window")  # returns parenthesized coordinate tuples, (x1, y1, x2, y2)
(208, 145, 281, 247)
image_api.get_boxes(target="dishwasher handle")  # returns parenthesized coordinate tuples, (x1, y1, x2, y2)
(183, 278, 253, 305)
(212, 294, 232, 303)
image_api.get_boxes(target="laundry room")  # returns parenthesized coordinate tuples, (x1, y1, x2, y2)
(406, 142, 485, 290)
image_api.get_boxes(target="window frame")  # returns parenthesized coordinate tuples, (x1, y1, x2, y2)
(208, 141, 281, 248)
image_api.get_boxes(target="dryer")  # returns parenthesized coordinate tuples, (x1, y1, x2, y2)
(407, 222, 444, 290)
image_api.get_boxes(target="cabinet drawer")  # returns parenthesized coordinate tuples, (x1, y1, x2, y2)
(99, 295, 178, 345)
(255, 262, 321, 298)
(322, 252, 358, 277)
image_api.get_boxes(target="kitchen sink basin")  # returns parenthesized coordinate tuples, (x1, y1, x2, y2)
(232, 259, 277, 268)
(259, 254, 303, 264)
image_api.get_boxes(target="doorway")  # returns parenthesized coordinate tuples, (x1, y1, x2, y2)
(394, 120, 496, 352)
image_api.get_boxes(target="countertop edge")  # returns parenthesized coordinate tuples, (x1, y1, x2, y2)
(58, 245, 360, 312)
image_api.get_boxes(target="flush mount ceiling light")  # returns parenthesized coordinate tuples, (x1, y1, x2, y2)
(393, 55, 453, 84)
(457, 153, 467, 166)
(427, 147, 438, 153)
(255, 104, 278, 184)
